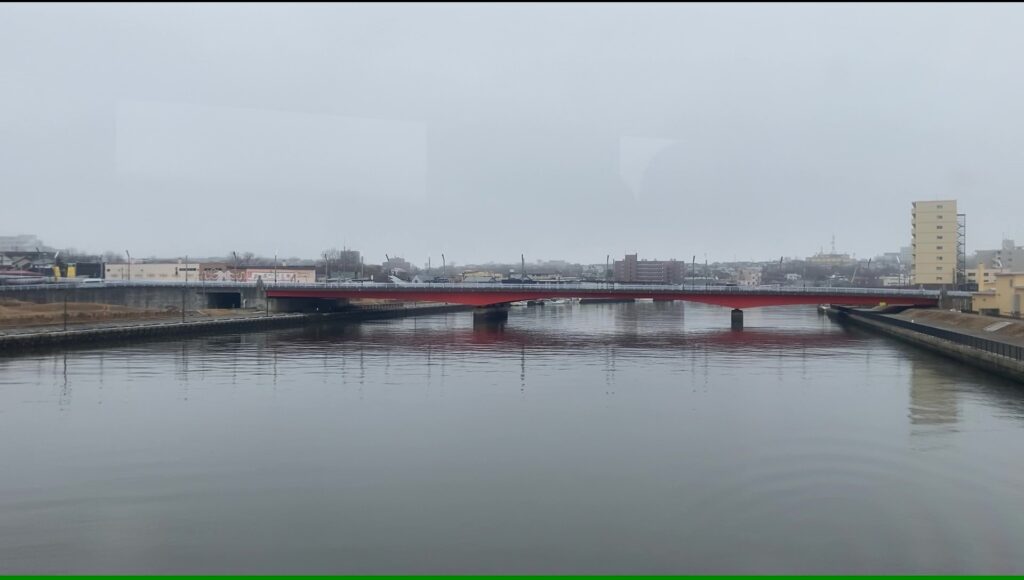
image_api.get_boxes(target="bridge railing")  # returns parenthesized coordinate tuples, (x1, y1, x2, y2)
(0, 279, 967, 297)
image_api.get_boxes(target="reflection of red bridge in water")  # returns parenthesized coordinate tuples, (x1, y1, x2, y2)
(341, 325, 872, 352)
(267, 283, 951, 328)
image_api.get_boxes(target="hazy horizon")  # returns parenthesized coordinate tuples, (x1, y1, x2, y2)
(3, 3, 1023, 265)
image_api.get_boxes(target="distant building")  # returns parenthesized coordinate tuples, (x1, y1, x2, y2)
(105, 262, 315, 283)
(105, 261, 200, 281)
(973, 267, 1023, 317)
(338, 249, 361, 273)
(805, 235, 856, 267)
(806, 251, 855, 267)
(242, 267, 316, 284)
(612, 254, 684, 284)
(876, 252, 901, 265)
(969, 239, 1024, 272)
(911, 199, 961, 286)
(530, 274, 581, 283)
(1, 250, 53, 271)
(737, 267, 762, 286)
(966, 267, 1000, 290)
(461, 270, 503, 283)
(383, 256, 412, 273)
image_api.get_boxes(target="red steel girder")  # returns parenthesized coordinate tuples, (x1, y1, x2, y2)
(266, 288, 937, 309)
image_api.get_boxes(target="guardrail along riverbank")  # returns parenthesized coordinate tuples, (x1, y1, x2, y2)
(828, 306, 1024, 383)
(0, 303, 471, 353)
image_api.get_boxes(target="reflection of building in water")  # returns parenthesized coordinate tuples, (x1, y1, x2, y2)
(613, 303, 641, 337)
(909, 362, 959, 426)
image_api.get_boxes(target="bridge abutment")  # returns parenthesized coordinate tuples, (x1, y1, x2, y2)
(269, 297, 349, 313)
(731, 308, 744, 330)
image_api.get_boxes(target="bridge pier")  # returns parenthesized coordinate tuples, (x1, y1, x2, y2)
(731, 308, 744, 330)
(473, 304, 510, 322)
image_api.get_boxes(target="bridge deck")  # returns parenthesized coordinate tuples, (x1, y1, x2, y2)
(0, 281, 951, 310)
(265, 283, 944, 309)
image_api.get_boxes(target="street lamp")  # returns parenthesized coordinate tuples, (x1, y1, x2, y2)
(182, 254, 188, 322)
(704, 255, 709, 290)
(125, 250, 131, 281)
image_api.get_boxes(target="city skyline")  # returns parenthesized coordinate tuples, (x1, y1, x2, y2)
(0, 231, 903, 267)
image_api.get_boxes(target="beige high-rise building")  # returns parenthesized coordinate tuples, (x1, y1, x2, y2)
(911, 200, 958, 285)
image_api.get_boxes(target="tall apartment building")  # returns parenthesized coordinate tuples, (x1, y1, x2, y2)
(612, 254, 684, 284)
(911, 200, 960, 286)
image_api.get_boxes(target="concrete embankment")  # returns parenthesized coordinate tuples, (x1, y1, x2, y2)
(828, 306, 1024, 383)
(0, 304, 470, 353)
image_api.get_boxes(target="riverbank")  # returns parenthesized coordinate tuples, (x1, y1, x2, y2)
(0, 303, 471, 353)
(0, 298, 192, 328)
(828, 306, 1024, 383)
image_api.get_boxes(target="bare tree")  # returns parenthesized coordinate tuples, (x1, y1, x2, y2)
(321, 248, 342, 280)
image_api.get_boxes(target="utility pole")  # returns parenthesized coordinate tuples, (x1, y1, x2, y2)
(63, 288, 68, 331)
(182, 254, 188, 323)
(125, 250, 131, 281)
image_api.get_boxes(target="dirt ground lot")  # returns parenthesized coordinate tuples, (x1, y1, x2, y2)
(896, 308, 1024, 341)
(0, 299, 244, 329)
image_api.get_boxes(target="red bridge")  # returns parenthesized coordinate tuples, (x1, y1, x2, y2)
(265, 283, 951, 328)
(267, 282, 944, 309)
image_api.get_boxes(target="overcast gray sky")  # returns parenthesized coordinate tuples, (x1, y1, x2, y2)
(2, 3, 1023, 265)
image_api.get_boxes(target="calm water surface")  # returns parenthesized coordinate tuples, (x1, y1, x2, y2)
(2, 302, 1023, 573)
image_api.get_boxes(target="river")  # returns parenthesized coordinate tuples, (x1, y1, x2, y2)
(1, 302, 1023, 573)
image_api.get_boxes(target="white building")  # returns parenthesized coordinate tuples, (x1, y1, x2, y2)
(737, 267, 762, 286)
(104, 261, 198, 281)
